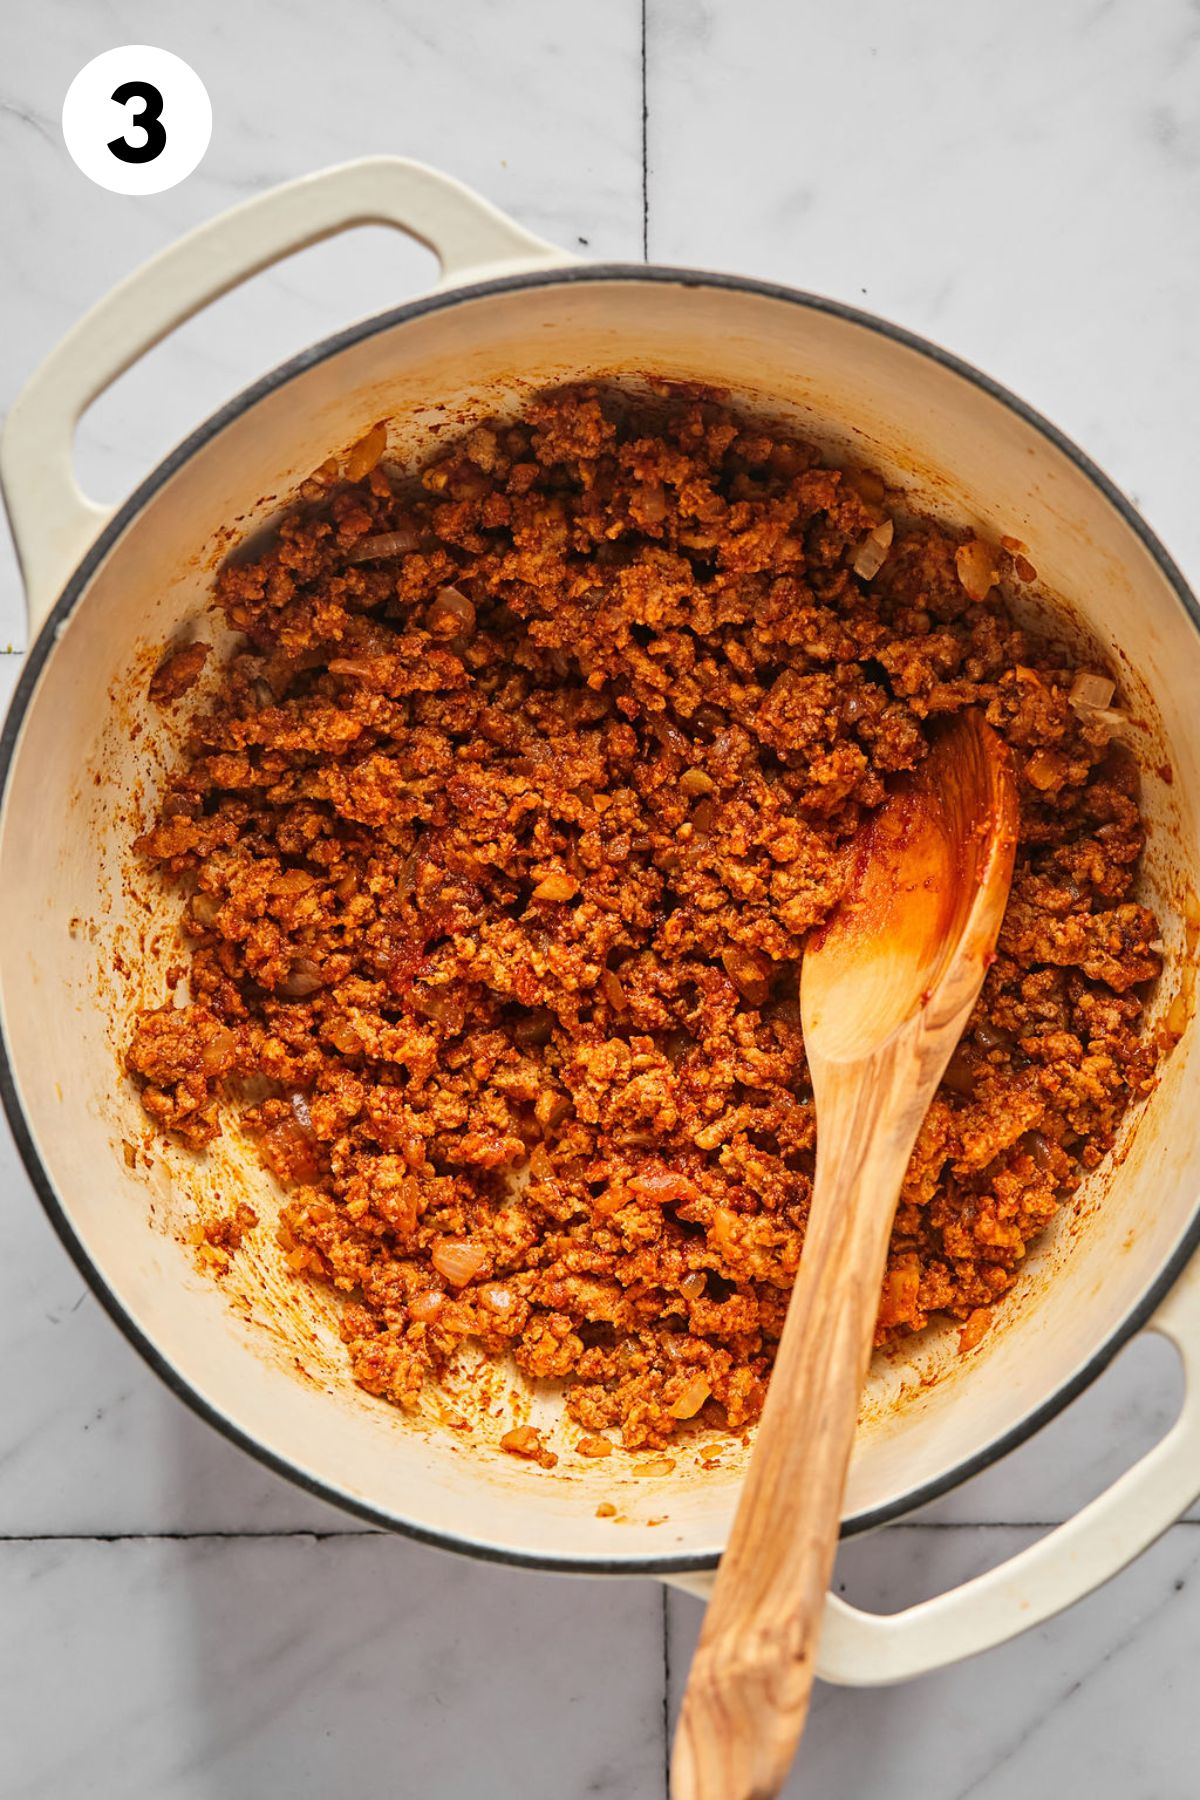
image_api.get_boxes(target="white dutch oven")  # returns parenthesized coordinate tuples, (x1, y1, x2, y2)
(2, 158, 1199, 1685)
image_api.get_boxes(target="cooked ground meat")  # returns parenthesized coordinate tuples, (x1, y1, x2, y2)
(126, 384, 1163, 1451)
(149, 639, 210, 704)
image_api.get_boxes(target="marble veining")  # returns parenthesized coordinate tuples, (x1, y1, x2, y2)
(0, 1536, 666, 1800)
(2, 1, 1199, 1794)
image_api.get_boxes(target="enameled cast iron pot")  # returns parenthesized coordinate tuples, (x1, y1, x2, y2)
(3, 158, 1199, 1685)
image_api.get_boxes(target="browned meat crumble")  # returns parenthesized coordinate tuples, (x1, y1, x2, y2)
(126, 384, 1162, 1450)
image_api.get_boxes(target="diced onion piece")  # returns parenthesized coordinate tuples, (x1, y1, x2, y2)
(679, 1269, 707, 1300)
(941, 1048, 976, 1096)
(535, 1089, 570, 1130)
(199, 1026, 237, 1075)
(721, 944, 770, 1005)
(345, 422, 388, 481)
(601, 968, 628, 1011)
(527, 1143, 554, 1179)
(955, 537, 1000, 601)
(431, 1239, 487, 1287)
(846, 467, 886, 504)
(479, 1282, 516, 1314)
(958, 1307, 993, 1353)
(532, 872, 578, 902)
(1023, 1130, 1055, 1174)
(1085, 707, 1131, 739)
(878, 1256, 921, 1329)
(1068, 669, 1128, 738)
(1069, 671, 1117, 713)
(576, 1434, 614, 1458)
(999, 537, 1039, 580)
(346, 527, 420, 563)
(1025, 747, 1066, 791)
(426, 584, 476, 639)
(852, 517, 894, 581)
(325, 1015, 362, 1056)
(190, 890, 221, 929)
(668, 1373, 711, 1420)
(513, 1006, 555, 1047)
(680, 767, 715, 797)
(710, 1206, 737, 1248)
(628, 1169, 700, 1204)
(635, 481, 667, 524)
(289, 1090, 314, 1134)
(410, 983, 457, 1024)
(649, 712, 688, 756)
(409, 1289, 445, 1323)
(276, 957, 324, 999)
(1164, 991, 1190, 1042)
(690, 798, 716, 838)
(260, 1115, 319, 1184)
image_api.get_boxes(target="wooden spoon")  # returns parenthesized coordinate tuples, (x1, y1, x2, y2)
(672, 709, 1018, 1800)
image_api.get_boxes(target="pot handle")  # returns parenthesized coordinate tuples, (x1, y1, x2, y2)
(0, 156, 572, 641)
(667, 1245, 1200, 1685)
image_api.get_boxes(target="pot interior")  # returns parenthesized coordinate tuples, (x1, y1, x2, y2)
(2, 273, 1197, 1568)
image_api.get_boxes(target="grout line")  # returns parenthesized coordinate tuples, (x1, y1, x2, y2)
(640, 0, 649, 260)
(0, 1519, 1197, 1544)
(661, 1583, 671, 1798)
(0, 1529, 386, 1543)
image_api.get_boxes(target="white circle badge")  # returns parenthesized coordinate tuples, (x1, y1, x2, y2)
(62, 46, 212, 195)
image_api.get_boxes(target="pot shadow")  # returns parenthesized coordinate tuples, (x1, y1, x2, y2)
(148, 1396, 667, 1799)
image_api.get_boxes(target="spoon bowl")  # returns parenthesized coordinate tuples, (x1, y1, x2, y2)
(803, 708, 1020, 1064)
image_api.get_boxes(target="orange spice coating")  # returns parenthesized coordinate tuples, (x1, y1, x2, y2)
(127, 385, 1162, 1450)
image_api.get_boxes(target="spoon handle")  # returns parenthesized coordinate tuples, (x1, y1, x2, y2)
(672, 1050, 927, 1800)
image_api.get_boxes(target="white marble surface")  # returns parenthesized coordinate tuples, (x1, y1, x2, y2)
(2, 1, 1199, 1794)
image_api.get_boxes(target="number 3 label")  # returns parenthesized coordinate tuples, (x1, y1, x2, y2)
(63, 46, 211, 195)
(107, 81, 168, 166)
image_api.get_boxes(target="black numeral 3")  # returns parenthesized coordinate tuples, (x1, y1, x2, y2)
(107, 80, 167, 164)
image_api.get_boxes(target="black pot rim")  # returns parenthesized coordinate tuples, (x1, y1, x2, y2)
(2, 259, 1198, 1578)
